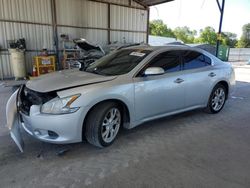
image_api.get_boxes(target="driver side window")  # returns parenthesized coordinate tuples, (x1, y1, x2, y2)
(146, 51, 181, 74)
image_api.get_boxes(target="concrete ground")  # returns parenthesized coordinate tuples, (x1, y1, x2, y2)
(0, 65, 250, 188)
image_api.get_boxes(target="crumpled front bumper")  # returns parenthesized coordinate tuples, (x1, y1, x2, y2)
(19, 107, 85, 145)
(6, 87, 87, 152)
(6, 89, 24, 152)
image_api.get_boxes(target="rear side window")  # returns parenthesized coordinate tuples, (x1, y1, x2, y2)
(147, 51, 181, 73)
(182, 51, 211, 70)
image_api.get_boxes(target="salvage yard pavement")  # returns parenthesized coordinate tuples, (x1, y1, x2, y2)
(0, 65, 250, 188)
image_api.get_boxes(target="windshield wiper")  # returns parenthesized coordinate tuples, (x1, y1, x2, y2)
(84, 69, 107, 76)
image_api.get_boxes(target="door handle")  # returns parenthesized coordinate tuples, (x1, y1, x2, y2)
(174, 78, 184, 84)
(208, 72, 216, 77)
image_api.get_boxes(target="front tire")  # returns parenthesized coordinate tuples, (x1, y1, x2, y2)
(85, 102, 122, 148)
(205, 84, 227, 114)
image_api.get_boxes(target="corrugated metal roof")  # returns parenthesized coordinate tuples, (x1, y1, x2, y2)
(110, 5, 147, 32)
(135, 0, 174, 6)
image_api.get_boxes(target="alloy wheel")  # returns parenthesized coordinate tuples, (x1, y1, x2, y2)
(101, 107, 121, 143)
(211, 87, 226, 111)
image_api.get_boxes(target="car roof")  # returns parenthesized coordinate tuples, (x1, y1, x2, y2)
(125, 44, 199, 52)
(124, 45, 217, 61)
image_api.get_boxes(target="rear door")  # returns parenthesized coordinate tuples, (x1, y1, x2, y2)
(180, 50, 215, 107)
(133, 51, 186, 121)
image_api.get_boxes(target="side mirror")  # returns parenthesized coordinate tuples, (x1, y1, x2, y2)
(144, 67, 164, 76)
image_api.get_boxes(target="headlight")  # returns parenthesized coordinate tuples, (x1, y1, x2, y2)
(41, 94, 80, 114)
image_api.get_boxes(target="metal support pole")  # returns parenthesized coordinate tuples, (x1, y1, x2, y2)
(146, 7, 150, 44)
(216, 0, 225, 57)
(107, 3, 111, 44)
(51, 0, 60, 69)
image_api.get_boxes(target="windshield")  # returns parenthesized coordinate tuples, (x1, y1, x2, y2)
(84, 49, 151, 76)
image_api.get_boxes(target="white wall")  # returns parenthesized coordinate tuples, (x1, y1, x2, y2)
(229, 48, 250, 62)
(0, 0, 53, 79)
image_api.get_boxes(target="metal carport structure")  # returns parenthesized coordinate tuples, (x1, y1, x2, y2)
(0, 0, 224, 79)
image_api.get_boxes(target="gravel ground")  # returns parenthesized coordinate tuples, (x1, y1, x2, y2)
(0, 66, 250, 188)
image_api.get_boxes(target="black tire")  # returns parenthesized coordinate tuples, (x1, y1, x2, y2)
(205, 84, 227, 114)
(85, 102, 122, 148)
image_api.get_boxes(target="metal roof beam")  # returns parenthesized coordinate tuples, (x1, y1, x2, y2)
(135, 0, 174, 7)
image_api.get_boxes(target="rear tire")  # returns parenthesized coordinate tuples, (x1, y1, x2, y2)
(85, 102, 122, 148)
(205, 84, 227, 114)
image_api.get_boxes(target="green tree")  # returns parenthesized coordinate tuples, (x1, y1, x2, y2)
(196, 27, 217, 45)
(221, 32, 238, 48)
(173, 27, 197, 44)
(236, 23, 250, 48)
(149, 19, 176, 38)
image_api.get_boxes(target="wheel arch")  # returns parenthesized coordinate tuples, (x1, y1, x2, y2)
(205, 79, 230, 107)
(216, 80, 229, 99)
(82, 98, 131, 140)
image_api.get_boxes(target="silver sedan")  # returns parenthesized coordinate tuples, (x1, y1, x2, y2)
(6, 45, 235, 151)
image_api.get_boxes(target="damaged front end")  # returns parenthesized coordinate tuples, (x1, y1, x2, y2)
(18, 85, 57, 116)
(6, 85, 57, 152)
(6, 88, 24, 152)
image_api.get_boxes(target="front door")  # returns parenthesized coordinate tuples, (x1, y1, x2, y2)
(133, 51, 186, 121)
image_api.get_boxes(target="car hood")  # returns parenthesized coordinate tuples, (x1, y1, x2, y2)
(26, 69, 117, 93)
